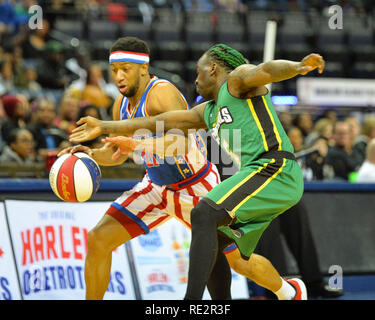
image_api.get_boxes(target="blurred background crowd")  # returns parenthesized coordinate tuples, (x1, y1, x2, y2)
(0, 0, 375, 183)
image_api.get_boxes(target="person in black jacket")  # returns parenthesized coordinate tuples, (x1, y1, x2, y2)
(324, 121, 363, 181)
(27, 97, 69, 160)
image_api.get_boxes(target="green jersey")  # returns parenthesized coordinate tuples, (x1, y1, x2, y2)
(202, 81, 303, 259)
(203, 81, 294, 169)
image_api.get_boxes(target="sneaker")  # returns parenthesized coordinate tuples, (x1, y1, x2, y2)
(285, 278, 308, 300)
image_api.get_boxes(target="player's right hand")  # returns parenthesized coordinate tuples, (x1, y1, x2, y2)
(57, 145, 93, 157)
(298, 53, 325, 75)
(102, 136, 138, 160)
(69, 116, 103, 143)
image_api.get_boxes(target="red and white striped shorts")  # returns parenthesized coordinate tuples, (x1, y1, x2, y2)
(105, 162, 221, 238)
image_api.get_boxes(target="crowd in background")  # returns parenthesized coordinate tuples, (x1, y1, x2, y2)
(1, 0, 375, 183)
(279, 110, 375, 182)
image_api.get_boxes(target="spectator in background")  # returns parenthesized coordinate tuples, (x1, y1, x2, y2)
(0, 0, 16, 44)
(304, 118, 333, 148)
(321, 109, 338, 126)
(0, 57, 14, 94)
(278, 110, 293, 132)
(357, 138, 375, 183)
(81, 64, 113, 110)
(1, 94, 30, 144)
(287, 126, 329, 180)
(361, 116, 375, 145)
(293, 112, 314, 141)
(36, 40, 72, 89)
(53, 94, 80, 135)
(345, 115, 366, 165)
(27, 98, 70, 160)
(78, 104, 101, 121)
(21, 18, 51, 60)
(0, 127, 36, 164)
(10, 45, 28, 88)
(24, 66, 42, 92)
(324, 121, 363, 181)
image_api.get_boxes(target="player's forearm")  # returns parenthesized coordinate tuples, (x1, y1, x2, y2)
(101, 110, 203, 136)
(261, 60, 301, 83)
(231, 61, 301, 91)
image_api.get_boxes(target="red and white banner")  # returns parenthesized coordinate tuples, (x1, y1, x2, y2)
(3, 200, 250, 300)
(4, 200, 136, 300)
(0, 203, 22, 300)
(131, 219, 249, 300)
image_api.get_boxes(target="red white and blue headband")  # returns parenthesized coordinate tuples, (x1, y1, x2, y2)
(109, 51, 149, 64)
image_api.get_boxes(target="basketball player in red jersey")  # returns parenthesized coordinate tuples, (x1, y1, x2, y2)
(60, 37, 299, 300)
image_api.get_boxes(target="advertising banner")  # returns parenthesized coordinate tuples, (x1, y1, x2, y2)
(131, 219, 249, 300)
(0, 203, 22, 300)
(5, 200, 136, 300)
(297, 77, 375, 106)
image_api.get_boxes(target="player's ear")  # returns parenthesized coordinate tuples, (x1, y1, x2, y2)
(209, 63, 217, 76)
(140, 63, 149, 76)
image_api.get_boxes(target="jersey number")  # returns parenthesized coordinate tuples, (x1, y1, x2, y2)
(220, 107, 233, 124)
(141, 151, 159, 167)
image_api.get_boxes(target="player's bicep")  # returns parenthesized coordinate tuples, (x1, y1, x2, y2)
(147, 83, 188, 116)
(164, 103, 207, 132)
(228, 64, 271, 96)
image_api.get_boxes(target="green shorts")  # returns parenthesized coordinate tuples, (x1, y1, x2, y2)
(205, 157, 304, 259)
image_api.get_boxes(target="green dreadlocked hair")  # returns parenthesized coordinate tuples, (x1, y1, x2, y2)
(206, 44, 247, 71)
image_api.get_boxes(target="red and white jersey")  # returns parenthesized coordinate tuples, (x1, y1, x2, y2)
(119, 75, 209, 186)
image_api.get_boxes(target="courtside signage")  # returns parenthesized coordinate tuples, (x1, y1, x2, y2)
(297, 77, 375, 107)
(131, 219, 249, 300)
(4, 200, 136, 300)
(0, 203, 22, 300)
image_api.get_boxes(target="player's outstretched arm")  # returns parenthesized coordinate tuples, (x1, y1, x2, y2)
(57, 142, 129, 166)
(69, 103, 208, 143)
(228, 53, 325, 96)
(102, 134, 191, 160)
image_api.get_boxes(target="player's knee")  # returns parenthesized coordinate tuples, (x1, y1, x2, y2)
(87, 227, 113, 254)
(191, 199, 230, 228)
(190, 200, 210, 227)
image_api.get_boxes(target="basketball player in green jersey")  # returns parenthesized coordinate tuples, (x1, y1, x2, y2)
(70, 44, 325, 300)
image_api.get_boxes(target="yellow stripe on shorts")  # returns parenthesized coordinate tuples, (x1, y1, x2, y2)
(216, 159, 276, 205)
(231, 158, 287, 213)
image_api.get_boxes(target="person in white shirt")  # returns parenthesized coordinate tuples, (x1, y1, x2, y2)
(357, 138, 375, 182)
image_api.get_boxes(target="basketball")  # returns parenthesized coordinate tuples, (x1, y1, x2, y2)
(49, 152, 101, 202)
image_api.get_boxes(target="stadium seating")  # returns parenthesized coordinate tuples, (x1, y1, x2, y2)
(88, 20, 120, 42)
(120, 21, 152, 41)
(54, 18, 84, 39)
(48, 7, 375, 101)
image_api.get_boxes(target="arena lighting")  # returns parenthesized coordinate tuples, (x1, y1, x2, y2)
(271, 95, 299, 106)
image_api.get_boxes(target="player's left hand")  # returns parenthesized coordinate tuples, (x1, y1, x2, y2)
(69, 116, 103, 143)
(102, 136, 138, 160)
(298, 53, 325, 75)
